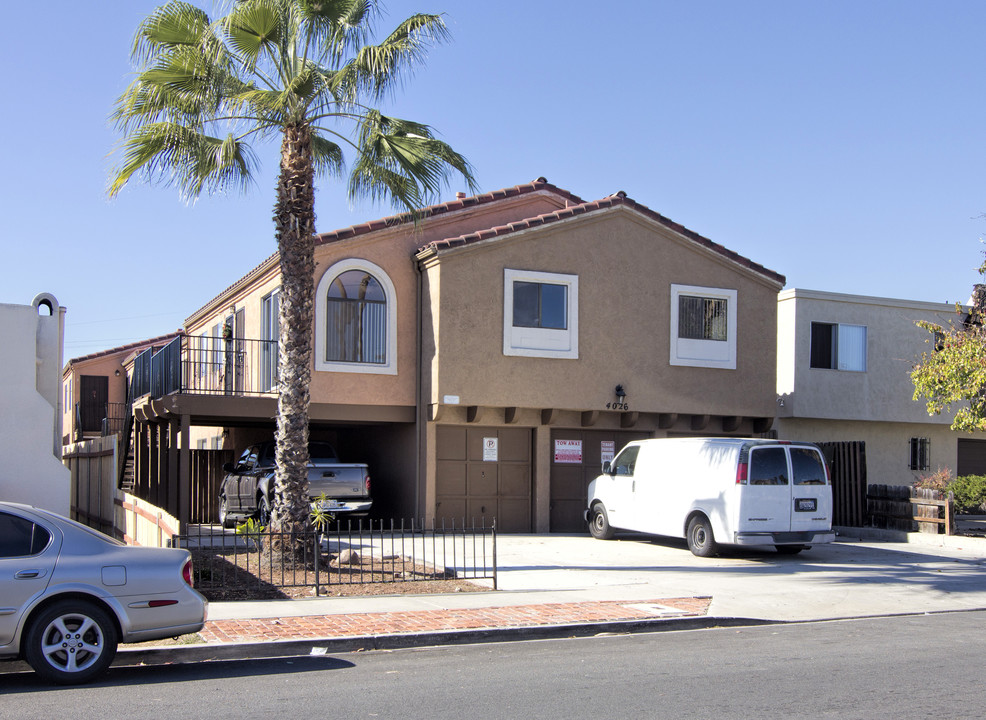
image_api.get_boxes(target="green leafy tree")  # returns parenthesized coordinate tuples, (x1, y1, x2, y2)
(110, 0, 475, 532)
(912, 262, 986, 432)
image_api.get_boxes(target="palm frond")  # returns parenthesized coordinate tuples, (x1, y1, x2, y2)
(223, 0, 285, 68)
(349, 110, 475, 210)
(109, 122, 257, 200)
(349, 13, 450, 99)
(311, 133, 345, 177)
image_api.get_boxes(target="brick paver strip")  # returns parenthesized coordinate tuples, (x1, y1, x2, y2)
(198, 597, 711, 644)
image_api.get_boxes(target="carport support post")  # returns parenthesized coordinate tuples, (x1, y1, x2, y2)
(533, 426, 552, 533)
(178, 414, 191, 526)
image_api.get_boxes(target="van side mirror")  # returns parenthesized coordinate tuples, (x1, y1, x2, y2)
(602, 460, 612, 474)
(222, 462, 235, 473)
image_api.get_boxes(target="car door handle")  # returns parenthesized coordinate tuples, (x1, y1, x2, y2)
(15, 569, 46, 579)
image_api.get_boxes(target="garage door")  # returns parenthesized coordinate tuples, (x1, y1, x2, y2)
(958, 439, 986, 476)
(549, 430, 649, 532)
(435, 426, 532, 532)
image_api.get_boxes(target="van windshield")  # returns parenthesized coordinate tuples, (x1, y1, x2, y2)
(611, 446, 639, 476)
(749, 447, 789, 485)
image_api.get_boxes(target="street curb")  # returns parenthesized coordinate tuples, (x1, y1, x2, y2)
(111, 615, 772, 667)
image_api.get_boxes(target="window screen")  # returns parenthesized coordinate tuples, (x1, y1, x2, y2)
(678, 296, 728, 341)
(513, 281, 567, 329)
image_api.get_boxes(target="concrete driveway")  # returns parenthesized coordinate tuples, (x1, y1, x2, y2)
(486, 531, 986, 623)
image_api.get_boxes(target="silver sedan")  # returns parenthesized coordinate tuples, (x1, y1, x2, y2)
(0, 501, 207, 684)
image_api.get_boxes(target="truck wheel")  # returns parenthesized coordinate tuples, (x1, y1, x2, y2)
(256, 496, 271, 527)
(218, 496, 234, 529)
(686, 515, 718, 557)
(24, 599, 118, 685)
(588, 504, 615, 540)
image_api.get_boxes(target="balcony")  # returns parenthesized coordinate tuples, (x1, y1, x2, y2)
(135, 335, 279, 400)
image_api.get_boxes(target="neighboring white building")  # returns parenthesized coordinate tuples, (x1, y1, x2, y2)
(0, 293, 70, 514)
(774, 289, 986, 487)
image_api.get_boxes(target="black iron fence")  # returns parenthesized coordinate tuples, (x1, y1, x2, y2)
(172, 518, 497, 600)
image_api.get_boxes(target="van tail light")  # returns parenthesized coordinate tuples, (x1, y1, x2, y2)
(182, 557, 194, 587)
(365, 476, 371, 494)
(736, 462, 748, 484)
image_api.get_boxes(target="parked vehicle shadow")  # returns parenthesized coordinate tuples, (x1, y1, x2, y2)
(0, 655, 356, 693)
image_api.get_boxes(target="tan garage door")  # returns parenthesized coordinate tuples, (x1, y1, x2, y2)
(549, 429, 650, 532)
(435, 426, 532, 533)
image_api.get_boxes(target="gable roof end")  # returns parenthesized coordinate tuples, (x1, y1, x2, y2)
(415, 191, 786, 287)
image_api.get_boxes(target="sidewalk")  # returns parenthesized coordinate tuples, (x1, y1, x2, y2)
(108, 530, 986, 668)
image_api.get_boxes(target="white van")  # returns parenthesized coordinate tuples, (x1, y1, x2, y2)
(585, 438, 834, 556)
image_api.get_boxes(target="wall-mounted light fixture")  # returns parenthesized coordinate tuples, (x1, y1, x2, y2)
(114, 369, 121, 377)
(615, 384, 626, 400)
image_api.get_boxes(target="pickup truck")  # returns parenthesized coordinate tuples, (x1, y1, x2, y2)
(218, 441, 371, 528)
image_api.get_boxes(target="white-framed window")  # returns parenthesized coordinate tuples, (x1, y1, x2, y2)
(503, 269, 579, 359)
(670, 284, 737, 369)
(810, 322, 867, 372)
(315, 259, 397, 375)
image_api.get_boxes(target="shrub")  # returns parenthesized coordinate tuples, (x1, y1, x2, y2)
(950, 474, 986, 514)
(912, 467, 953, 494)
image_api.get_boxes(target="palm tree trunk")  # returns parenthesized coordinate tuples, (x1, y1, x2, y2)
(272, 123, 316, 533)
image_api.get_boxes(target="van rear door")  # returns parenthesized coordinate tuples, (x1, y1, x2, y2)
(789, 446, 832, 533)
(739, 446, 792, 533)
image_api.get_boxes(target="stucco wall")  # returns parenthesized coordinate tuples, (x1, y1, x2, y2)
(0, 294, 70, 514)
(775, 416, 974, 487)
(776, 289, 963, 423)
(422, 207, 781, 419)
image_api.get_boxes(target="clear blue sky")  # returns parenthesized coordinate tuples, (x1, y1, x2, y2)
(3, 1, 986, 359)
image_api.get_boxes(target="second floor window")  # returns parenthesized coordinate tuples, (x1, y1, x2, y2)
(503, 269, 579, 359)
(325, 270, 387, 364)
(810, 322, 867, 372)
(315, 259, 397, 375)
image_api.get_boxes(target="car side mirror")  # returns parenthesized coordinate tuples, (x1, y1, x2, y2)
(222, 462, 235, 473)
(602, 460, 612, 474)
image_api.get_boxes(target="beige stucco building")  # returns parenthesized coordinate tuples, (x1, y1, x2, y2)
(116, 178, 787, 531)
(774, 289, 986, 487)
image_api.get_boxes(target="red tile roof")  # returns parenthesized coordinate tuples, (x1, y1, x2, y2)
(66, 330, 182, 366)
(314, 177, 583, 246)
(416, 190, 786, 286)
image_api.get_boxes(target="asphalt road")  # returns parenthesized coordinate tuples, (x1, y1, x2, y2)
(2, 610, 983, 719)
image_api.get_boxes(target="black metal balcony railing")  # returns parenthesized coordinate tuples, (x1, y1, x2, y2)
(135, 335, 279, 399)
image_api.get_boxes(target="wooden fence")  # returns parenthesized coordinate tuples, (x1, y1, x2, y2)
(64, 435, 118, 535)
(817, 441, 867, 528)
(866, 484, 954, 534)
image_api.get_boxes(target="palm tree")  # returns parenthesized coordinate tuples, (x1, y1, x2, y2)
(110, 0, 475, 532)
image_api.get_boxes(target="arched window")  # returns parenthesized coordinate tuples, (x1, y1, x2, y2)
(315, 259, 397, 374)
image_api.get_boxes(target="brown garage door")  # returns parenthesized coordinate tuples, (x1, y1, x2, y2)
(958, 439, 986, 476)
(549, 429, 649, 533)
(435, 426, 532, 533)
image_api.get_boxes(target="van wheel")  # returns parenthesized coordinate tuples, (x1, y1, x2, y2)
(686, 515, 717, 557)
(588, 504, 615, 540)
(775, 544, 805, 555)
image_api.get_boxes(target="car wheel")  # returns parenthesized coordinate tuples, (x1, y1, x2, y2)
(218, 495, 234, 529)
(256, 495, 271, 526)
(775, 544, 805, 555)
(588, 503, 615, 540)
(24, 599, 118, 685)
(686, 515, 718, 558)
